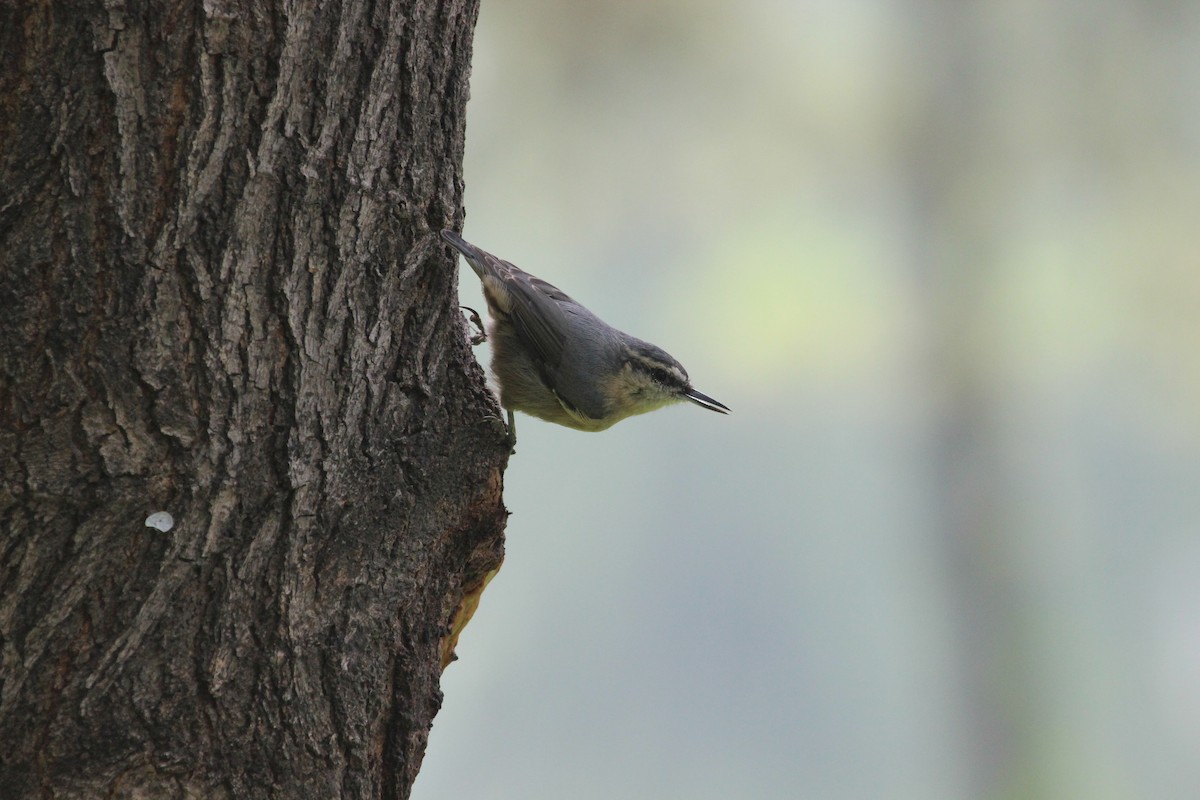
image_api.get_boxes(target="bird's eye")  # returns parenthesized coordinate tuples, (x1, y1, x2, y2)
(649, 367, 675, 386)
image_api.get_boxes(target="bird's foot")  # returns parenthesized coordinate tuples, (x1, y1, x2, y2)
(505, 408, 517, 454)
(479, 409, 516, 455)
(461, 306, 487, 345)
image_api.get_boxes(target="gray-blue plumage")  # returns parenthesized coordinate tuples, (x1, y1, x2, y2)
(442, 230, 728, 433)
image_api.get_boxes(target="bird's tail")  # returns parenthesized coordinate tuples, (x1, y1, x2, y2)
(441, 229, 491, 279)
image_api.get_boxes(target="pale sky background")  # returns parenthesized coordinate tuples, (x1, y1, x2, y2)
(418, 2, 1200, 798)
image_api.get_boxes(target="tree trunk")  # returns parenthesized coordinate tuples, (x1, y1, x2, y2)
(0, 1, 506, 797)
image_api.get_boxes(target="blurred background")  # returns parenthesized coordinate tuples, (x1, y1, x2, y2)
(419, 2, 1200, 798)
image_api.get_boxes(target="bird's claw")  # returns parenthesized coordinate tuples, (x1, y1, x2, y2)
(505, 408, 516, 454)
(479, 409, 516, 455)
(461, 306, 487, 346)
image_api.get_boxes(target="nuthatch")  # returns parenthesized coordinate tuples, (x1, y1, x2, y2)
(442, 230, 729, 443)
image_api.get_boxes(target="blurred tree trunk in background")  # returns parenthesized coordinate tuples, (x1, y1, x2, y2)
(0, 1, 506, 797)
(906, 3, 1025, 796)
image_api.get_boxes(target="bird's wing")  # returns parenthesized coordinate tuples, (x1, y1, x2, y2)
(494, 269, 577, 373)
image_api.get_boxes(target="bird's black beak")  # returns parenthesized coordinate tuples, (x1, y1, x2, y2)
(682, 387, 730, 414)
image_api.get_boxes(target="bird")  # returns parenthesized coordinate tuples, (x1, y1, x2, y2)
(441, 229, 728, 445)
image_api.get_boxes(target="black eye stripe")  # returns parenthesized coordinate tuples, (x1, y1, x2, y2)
(627, 354, 685, 387)
(650, 367, 679, 386)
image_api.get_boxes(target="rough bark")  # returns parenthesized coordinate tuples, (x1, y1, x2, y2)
(0, 0, 506, 797)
